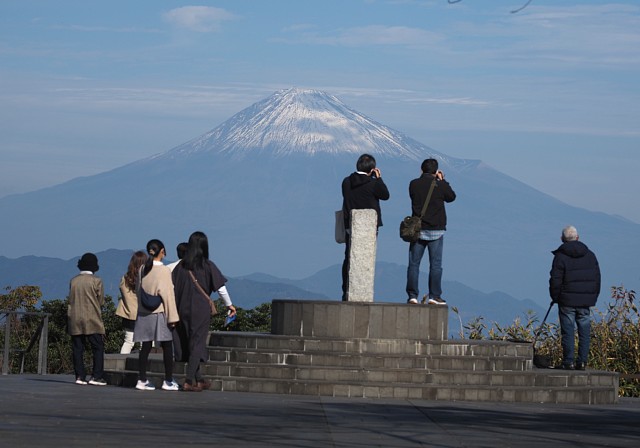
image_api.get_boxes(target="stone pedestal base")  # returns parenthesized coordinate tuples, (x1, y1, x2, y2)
(271, 300, 448, 340)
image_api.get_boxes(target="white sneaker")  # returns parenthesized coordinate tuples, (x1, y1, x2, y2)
(75, 378, 88, 385)
(162, 380, 179, 391)
(135, 380, 156, 391)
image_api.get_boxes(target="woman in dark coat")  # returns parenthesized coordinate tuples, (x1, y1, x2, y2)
(172, 231, 236, 391)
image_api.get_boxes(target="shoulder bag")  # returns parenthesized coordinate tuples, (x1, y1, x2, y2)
(188, 270, 218, 316)
(335, 210, 346, 244)
(399, 179, 436, 243)
(137, 267, 163, 312)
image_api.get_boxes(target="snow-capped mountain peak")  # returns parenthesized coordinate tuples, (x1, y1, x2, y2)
(170, 87, 428, 160)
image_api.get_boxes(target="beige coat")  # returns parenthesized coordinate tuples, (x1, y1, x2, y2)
(116, 276, 138, 320)
(140, 263, 179, 324)
(67, 273, 105, 335)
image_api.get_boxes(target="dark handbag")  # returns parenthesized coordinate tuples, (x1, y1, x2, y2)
(140, 288, 163, 312)
(137, 267, 162, 312)
(188, 271, 218, 316)
(335, 210, 346, 244)
(400, 179, 436, 243)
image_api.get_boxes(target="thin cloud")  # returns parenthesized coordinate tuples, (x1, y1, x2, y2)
(402, 96, 491, 106)
(470, 4, 640, 68)
(283, 25, 442, 47)
(52, 25, 160, 34)
(163, 6, 237, 32)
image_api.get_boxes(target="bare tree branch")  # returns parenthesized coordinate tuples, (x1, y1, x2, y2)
(447, 1, 534, 14)
(510, 0, 533, 14)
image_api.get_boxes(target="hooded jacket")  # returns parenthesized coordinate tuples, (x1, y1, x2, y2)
(549, 240, 601, 307)
(341, 172, 390, 228)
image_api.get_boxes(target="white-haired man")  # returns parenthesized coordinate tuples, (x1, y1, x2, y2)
(549, 225, 601, 370)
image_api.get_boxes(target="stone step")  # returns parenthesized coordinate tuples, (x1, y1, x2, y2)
(210, 332, 533, 358)
(106, 355, 617, 390)
(102, 328, 619, 404)
(205, 348, 531, 371)
(103, 368, 618, 405)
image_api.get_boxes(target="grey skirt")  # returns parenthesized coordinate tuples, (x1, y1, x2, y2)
(133, 312, 173, 342)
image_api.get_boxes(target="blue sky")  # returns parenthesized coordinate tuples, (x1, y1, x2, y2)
(1, 0, 639, 222)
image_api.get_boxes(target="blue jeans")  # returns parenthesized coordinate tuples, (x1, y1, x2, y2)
(558, 306, 591, 365)
(406, 236, 443, 300)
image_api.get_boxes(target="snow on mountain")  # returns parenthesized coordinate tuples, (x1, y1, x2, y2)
(167, 87, 433, 160)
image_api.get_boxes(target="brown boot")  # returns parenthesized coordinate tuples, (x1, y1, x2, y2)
(197, 379, 211, 390)
(182, 381, 203, 392)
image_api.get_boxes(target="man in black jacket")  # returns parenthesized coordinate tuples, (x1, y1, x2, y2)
(341, 154, 390, 301)
(549, 225, 601, 370)
(406, 158, 456, 305)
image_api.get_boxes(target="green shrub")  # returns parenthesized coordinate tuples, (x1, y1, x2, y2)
(454, 285, 639, 397)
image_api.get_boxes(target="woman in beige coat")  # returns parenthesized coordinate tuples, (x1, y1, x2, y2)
(67, 252, 105, 385)
(116, 251, 147, 354)
(133, 239, 180, 391)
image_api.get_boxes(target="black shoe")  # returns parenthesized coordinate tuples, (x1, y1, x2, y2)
(427, 297, 447, 306)
(575, 362, 586, 371)
(559, 363, 575, 370)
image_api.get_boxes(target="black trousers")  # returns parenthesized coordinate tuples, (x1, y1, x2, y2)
(341, 234, 351, 301)
(71, 334, 104, 380)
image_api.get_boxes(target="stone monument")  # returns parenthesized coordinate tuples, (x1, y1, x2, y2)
(346, 209, 378, 302)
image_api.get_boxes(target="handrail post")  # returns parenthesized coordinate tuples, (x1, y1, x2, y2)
(2, 312, 11, 375)
(38, 315, 49, 375)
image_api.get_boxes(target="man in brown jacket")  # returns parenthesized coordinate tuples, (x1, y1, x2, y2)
(68, 252, 106, 385)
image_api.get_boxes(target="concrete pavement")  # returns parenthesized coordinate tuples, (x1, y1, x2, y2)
(1, 374, 639, 447)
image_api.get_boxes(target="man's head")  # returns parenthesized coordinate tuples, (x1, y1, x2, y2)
(561, 225, 579, 242)
(421, 158, 438, 175)
(176, 242, 188, 260)
(356, 154, 376, 173)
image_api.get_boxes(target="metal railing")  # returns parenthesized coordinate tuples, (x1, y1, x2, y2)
(1, 311, 50, 375)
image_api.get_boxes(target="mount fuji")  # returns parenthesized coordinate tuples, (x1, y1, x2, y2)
(0, 88, 637, 306)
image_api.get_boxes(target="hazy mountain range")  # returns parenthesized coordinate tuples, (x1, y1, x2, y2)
(0, 249, 545, 335)
(0, 88, 637, 308)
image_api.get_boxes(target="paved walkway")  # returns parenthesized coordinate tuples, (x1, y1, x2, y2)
(1, 374, 639, 447)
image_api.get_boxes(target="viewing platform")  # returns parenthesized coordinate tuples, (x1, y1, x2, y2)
(104, 300, 619, 405)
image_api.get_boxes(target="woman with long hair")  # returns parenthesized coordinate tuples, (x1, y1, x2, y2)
(116, 250, 147, 354)
(172, 231, 236, 391)
(133, 239, 180, 391)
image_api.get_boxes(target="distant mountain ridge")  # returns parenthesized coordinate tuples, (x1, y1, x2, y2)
(0, 251, 545, 335)
(0, 250, 328, 308)
(0, 87, 637, 306)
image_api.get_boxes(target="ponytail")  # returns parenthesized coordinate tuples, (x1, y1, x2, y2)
(143, 239, 165, 277)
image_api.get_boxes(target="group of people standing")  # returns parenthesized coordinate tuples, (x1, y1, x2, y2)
(341, 154, 456, 306)
(67, 155, 602, 385)
(67, 231, 236, 391)
(341, 153, 601, 370)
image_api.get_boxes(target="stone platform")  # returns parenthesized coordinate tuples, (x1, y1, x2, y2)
(104, 300, 620, 404)
(271, 299, 447, 340)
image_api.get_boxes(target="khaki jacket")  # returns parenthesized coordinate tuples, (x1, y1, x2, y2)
(116, 276, 138, 320)
(67, 273, 105, 335)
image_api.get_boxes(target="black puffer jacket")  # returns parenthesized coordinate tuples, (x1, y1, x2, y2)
(342, 173, 390, 228)
(549, 240, 601, 307)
